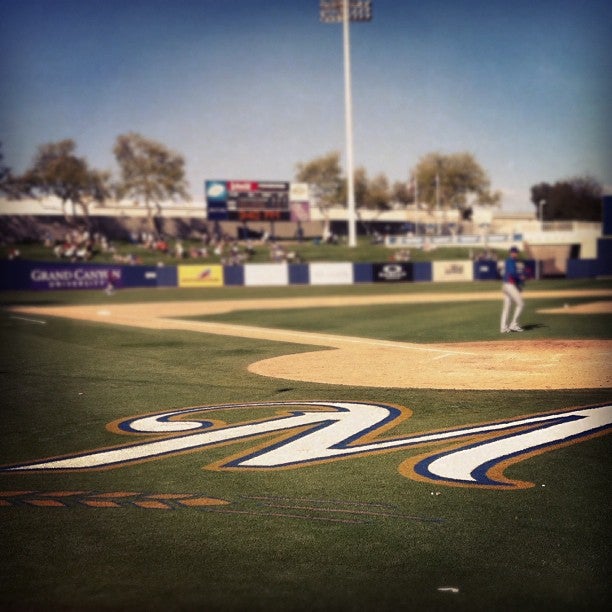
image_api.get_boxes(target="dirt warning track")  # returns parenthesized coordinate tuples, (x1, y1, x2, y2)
(10, 289, 612, 390)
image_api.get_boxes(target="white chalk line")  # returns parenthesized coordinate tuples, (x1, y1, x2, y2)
(10, 315, 47, 325)
(150, 317, 480, 357)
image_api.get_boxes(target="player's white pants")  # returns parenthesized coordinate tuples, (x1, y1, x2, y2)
(501, 282, 524, 331)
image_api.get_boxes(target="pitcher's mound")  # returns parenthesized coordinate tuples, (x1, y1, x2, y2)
(249, 339, 612, 390)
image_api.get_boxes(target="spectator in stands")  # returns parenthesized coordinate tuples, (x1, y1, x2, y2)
(174, 240, 184, 259)
(371, 231, 383, 245)
(245, 240, 255, 259)
(155, 238, 169, 254)
(270, 241, 286, 262)
(392, 249, 410, 262)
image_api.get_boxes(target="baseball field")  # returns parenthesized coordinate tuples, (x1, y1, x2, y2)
(1, 278, 611, 611)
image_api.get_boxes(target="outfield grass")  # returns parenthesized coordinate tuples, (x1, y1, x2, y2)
(185, 293, 612, 343)
(0, 280, 610, 611)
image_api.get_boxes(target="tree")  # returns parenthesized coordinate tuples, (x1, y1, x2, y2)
(113, 132, 189, 234)
(295, 151, 344, 234)
(530, 176, 602, 222)
(364, 173, 391, 210)
(391, 180, 415, 207)
(347, 168, 392, 236)
(353, 166, 369, 209)
(348, 168, 390, 210)
(412, 152, 500, 213)
(20, 139, 109, 223)
(295, 150, 344, 208)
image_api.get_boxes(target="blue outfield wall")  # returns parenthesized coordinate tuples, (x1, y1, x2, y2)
(567, 238, 612, 278)
(155, 265, 178, 288)
(0, 258, 551, 291)
(0, 260, 21, 291)
(354, 263, 373, 283)
(566, 259, 599, 279)
(288, 263, 309, 285)
(597, 238, 612, 276)
(603, 195, 612, 237)
(1, 260, 428, 290)
(121, 265, 159, 288)
(223, 265, 244, 287)
(473, 260, 499, 280)
(413, 262, 433, 282)
(0, 259, 490, 291)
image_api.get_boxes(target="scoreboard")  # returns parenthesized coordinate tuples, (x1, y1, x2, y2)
(205, 180, 310, 222)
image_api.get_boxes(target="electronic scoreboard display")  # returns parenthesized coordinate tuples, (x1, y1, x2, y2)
(205, 180, 309, 222)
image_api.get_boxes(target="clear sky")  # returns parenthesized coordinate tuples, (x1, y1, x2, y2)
(1, 0, 610, 211)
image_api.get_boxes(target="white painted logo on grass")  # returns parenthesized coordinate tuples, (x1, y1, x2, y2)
(2, 401, 610, 489)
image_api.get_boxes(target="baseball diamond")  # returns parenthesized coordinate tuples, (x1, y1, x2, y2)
(2, 281, 611, 611)
(2, 1, 611, 609)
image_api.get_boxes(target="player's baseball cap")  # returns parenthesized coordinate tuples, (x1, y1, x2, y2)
(509, 246, 519, 253)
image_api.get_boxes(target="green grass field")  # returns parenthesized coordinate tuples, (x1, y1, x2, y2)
(1, 280, 610, 611)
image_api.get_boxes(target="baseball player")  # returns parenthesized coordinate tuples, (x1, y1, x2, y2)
(500, 246, 525, 333)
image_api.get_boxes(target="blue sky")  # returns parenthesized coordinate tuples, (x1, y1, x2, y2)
(1, 0, 610, 211)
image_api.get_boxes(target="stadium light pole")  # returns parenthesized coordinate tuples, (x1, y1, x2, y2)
(320, 1, 372, 247)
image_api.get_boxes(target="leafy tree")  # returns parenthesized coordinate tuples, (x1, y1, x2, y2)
(412, 152, 500, 212)
(113, 132, 189, 233)
(362, 172, 391, 210)
(353, 166, 369, 209)
(296, 152, 394, 211)
(295, 151, 344, 235)
(391, 179, 415, 207)
(337, 167, 392, 235)
(295, 150, 344, 207)
(20, 139, 109, 223)
(530, 176, 602, 222)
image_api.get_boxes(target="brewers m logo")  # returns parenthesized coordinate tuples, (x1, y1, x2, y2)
(2, 401, 610, 490)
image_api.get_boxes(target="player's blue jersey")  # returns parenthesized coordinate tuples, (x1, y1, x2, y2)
(503, 257, 522, 286)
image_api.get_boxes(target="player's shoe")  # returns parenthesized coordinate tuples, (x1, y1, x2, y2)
(501, 327, 510, 333)
(509, 324, 523, 332)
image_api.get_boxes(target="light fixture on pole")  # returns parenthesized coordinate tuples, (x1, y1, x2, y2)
(320, 1, 372, 247)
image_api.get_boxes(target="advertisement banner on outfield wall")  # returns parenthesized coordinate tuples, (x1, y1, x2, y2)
(309, 262, 353, 285)
(27, 263, 122, 291)
(373, 263, 413, 282)
(432, 260, 474, 282)
(244, 263, 289, 286)
(178, 265, 223, 287)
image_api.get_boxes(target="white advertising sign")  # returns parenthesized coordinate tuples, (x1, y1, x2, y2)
(244, 263, 289, 286)
(309, 263, 353, 285)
